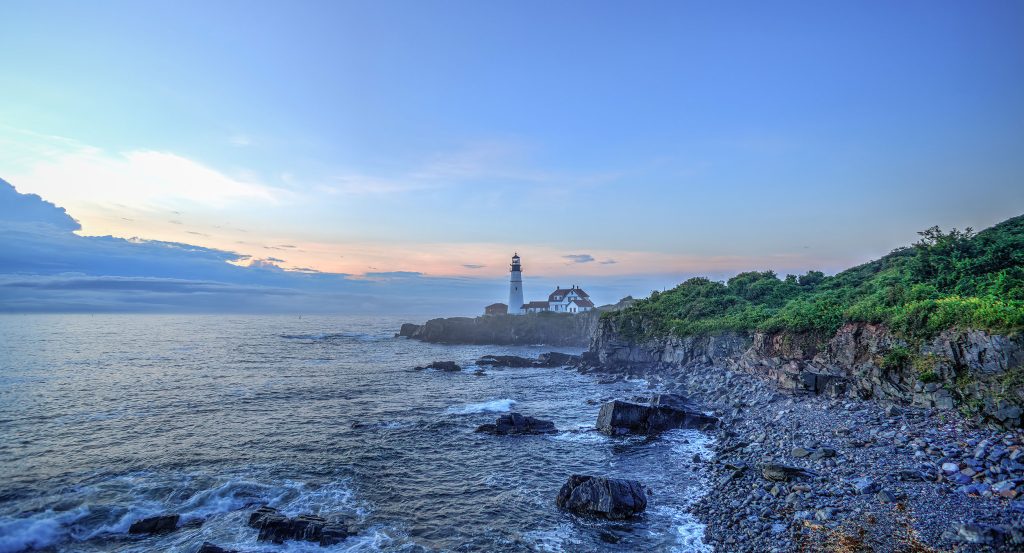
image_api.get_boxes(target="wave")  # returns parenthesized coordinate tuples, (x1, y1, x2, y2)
(0, 508, 88, 553)
(648, 505, 713, 553)
(0, 476, 362, 551)
(549, 427, 608, 444)
(447, 399, 516, 415)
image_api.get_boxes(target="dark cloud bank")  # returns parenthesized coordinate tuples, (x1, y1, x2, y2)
(0, 178, 507, 315)
(0, 179, 668, 314)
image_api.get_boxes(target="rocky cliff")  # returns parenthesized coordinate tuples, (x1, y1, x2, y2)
(591, 318, 1024, 427)
(400, 311, 601, 347)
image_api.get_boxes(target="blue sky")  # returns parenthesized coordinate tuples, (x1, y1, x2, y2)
(1, 1, 1023, 313)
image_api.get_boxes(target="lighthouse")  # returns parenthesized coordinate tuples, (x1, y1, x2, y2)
(508, 253, 524, 315)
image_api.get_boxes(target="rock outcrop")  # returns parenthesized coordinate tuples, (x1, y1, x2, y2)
(590, 318, 1024, 427)
(475, 352, 581, 368)
(413, 361, 462, 372)
(197, 544, 239, 553)
(475, 412, 557, 435)
(128, 514, 180, 535)
(247, 506, 348, 546)
(596, 395, 718, 435)
(399, 312, 601, 346)
(555, 475, 648, 519)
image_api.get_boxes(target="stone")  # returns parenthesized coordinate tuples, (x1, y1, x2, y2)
(808, 448, 837, 461)
(762, 464, 815, 482)
(996, 406, 1023, 423)
(422, 361, 461, 371)
(247, 506, 349, 546)
(876, 490, 899, 503)
(596, 399, 717, 435)
(791, 447, 812, 458)
(555, 475, 647, 519)
(849, 477, 880, 495)
(537, 352, 578, 367)
(197, 544, 238, 553)
(941, 462, 959, 473)
(129, 514, 180, 535)
(953, 523, 1002, 545)
(475, 412, 557, 435)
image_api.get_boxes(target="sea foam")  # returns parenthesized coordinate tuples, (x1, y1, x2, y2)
(447, 398, 516, 415)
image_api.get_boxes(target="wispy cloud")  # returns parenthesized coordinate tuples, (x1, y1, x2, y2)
(599, 259, 618, 265)
(229, 133, 253, 147)
(462, 263, 485, 269)
(563, 254, 595, 264)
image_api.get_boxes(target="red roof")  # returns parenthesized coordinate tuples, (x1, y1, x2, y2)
(523, 301, 550, 309)
(570, 298, 595, 308)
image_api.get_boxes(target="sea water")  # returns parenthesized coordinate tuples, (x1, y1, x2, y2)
(0, 315, 712, 552)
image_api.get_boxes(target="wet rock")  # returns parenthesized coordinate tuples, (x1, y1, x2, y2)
(129, 514, 180, 535)
(761, 464, 815, 482)
(197, 544, 239, 553)
(476, 412, 557, 435)
(808, 448, 837, 461)
(537, 352, 579, 367)
(791, 447, 812, 458)
(247, 506, 349, 546)
(414, 361, 461, 372)
(596, 399, 717, 435)
(397, 323, 420, 337)
(555, 475, 647, 519)
(849, 476, 881, 495)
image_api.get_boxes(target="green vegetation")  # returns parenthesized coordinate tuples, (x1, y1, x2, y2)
(607, 214, 1024, 341)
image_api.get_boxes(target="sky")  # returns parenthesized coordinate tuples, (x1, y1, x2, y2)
(1, 1, 1023, 314)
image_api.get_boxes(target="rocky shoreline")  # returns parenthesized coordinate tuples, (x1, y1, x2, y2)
(578, 358, 1024, 552)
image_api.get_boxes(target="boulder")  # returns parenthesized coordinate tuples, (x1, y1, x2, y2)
(398, 323, 420, 337)
(596, 399, 718, 435)
(129, 514, 180, 535)
(537, 352, 579, 367)
(197, 544, 239, 553)
(414, 361, 461, 372)
(761, 464, 815, 482)
(476, 412, 557, 435)
(555, 475, 647, 519)
(247, 506, 349, 546)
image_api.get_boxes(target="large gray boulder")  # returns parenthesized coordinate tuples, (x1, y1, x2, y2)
(247, 506, 349, 546)
(596, 398, 718, 435)
(555, 475, 648, 519)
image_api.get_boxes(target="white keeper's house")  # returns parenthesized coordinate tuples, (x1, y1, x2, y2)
(496, 253, 595, 315)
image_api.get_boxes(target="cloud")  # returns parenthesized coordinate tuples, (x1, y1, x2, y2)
(563, 254, 595, 264)
(5, 139, 283, 213)
(599, 259, 618, 265)
(462, 264, 485, 269)
(229, 134, 252, 147)
(1, 180, 524, 314)
(362, 271, 423, 279)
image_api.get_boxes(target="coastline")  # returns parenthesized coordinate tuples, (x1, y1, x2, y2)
(577, 359, 1024, 552)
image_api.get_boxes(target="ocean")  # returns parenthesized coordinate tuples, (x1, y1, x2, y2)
(0, 315, 712, 552)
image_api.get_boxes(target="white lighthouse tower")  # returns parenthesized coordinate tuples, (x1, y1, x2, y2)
(508, 253, 524, 315)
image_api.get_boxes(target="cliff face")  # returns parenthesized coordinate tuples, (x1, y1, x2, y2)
(401, 312, 600, 347)
(591, 318, 1024, 427)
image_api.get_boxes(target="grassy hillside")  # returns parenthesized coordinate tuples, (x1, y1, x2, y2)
(608, 215, 1024, 341)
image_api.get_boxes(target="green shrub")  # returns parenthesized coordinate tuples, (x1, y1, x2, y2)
(604, 214, 1024, 341)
